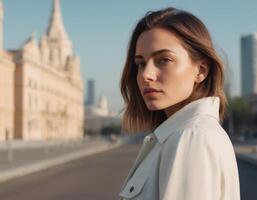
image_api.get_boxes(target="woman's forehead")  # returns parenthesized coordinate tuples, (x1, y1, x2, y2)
(135, 28, 186, 58)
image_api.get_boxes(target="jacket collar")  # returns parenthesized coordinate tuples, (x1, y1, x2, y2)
(153, 96, 220, 144)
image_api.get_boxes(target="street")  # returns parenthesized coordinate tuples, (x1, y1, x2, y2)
(0, 142, 255, 200)
(238, 157, 257, 200)
(0, 142, 141, 200)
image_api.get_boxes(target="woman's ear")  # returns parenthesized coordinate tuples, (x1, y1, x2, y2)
(195, 59, 209, 83)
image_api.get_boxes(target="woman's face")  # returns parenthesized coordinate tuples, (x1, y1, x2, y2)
(135, 28, 203, 117)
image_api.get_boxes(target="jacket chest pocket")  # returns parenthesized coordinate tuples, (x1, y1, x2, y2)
(119, 176, 147, 199)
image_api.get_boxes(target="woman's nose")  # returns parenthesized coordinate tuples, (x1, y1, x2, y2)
(141, 62, 157, 82)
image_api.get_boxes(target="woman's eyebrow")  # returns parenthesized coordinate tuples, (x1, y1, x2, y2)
(135, 49, 176, 60)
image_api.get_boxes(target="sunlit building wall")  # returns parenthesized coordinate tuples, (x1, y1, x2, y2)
(0, 52, 15, 141)
(0, 0, 15, 141)
(0, 0, 84, 140)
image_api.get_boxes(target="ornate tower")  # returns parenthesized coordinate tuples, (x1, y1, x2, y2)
(46, 0, 72, 69)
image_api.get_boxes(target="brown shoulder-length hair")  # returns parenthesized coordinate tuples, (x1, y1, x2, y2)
(120, 7, 228, 134)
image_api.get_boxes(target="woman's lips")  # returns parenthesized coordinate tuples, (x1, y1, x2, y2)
(144, 90, 162, 98)
(143, 87, 162, 94)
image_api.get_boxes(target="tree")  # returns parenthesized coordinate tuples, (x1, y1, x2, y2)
(225, 96, 252, 136)
(100, 123, 121, 136)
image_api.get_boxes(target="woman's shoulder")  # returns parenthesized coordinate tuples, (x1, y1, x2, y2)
(164, 115, 234, 157)
(177, 115, 231, 143)
(193, 115, 232, 147)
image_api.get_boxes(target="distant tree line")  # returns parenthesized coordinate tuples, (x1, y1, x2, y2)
(223, 96, 257, 137)
(84, 123, 121, 137)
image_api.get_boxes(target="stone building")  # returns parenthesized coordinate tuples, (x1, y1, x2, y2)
(0, 0, 84, 140)
(0, 52, 15, 141)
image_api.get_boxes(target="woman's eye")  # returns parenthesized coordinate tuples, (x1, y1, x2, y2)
(156, 58, 172, 66)
(136, 62, 145, 69)
(156, 58, 171, 65)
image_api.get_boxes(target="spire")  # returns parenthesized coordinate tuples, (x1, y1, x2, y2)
(23, 31, 37, 47)
(31, 31, 36, 40)
(22, 31, 41, 61)
(45, 0, 73, 69)
(47, 0, 68, 40)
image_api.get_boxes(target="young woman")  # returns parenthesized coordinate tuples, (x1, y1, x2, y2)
(119, 7, 240, 200)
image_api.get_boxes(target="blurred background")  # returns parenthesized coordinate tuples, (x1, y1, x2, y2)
(0, 0, 256, 199)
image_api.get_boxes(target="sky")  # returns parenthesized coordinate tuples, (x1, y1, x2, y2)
(3, 0, 257, 113)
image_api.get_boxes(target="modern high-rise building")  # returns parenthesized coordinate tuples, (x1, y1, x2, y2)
(86, 79, 95, 106)
(241, 34, 257, 98)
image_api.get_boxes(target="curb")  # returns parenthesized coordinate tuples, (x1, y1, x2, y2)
(0, 140, 123, 184)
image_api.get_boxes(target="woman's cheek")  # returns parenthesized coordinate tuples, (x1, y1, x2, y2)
(136, 73, 142, 94)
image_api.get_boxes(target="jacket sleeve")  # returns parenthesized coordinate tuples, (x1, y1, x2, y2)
(159, 128, 223, 200)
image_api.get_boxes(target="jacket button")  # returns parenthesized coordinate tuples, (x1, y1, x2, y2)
(145, 135, 154, 143)
(129, 186, 134, 192)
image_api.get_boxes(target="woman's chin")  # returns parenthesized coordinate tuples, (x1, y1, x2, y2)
(146, 103, 164, 111)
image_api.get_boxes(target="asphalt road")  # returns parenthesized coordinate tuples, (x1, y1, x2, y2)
(0, 142, 256, 200)
(237, 157, 257, 200)
(0, 142, 141, 200)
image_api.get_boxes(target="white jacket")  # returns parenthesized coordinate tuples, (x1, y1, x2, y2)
(119, 96, 240, 200)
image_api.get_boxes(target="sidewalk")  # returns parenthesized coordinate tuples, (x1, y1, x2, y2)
(0, 136, 123, 184)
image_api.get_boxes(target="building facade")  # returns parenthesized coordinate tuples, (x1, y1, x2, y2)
(0, 0, 84, 140)
(0, 51, 15, 141)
